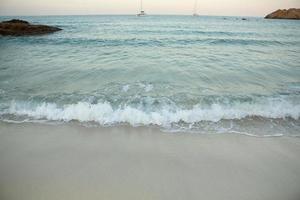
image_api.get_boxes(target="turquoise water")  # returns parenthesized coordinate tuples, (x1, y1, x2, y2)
(0, 15, 299, 136)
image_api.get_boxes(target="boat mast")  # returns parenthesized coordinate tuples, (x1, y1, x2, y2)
(193, 0, 198, 16)
(137, 0, 146, 16)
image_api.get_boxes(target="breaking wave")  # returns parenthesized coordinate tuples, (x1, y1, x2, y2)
(2, 98, 299, 127)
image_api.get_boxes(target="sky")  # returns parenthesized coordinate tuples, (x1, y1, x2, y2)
(0, 0, 300, 16)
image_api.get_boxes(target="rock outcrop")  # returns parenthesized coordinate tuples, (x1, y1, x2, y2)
(0, 19, 62, 36)
(265, 8, 300, 20)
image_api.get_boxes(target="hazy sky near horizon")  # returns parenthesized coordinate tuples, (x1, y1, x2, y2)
(0, 0, 300, 16)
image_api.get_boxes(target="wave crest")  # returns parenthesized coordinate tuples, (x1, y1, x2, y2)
(4, 99, 300, 126)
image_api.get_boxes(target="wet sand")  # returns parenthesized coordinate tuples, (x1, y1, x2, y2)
(0, 122, 300, 200)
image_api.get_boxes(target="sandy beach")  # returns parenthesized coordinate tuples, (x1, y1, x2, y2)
(0, 122, 299, 200)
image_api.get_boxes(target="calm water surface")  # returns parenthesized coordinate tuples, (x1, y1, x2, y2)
(0, 15, 299, 136)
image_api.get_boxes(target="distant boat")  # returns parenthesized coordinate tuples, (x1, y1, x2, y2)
(193, 0, 199, 16)
(137, 0, 146, 16)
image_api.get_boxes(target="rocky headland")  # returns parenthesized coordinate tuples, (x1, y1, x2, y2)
(265, 8, 300, 20)
(0, 19, 62, 36)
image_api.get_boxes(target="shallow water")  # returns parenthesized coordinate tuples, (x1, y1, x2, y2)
(0, 15, 299, 136)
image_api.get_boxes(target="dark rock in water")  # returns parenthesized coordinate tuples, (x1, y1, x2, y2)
(0, 19, 62, 36)
(2, 19, 30, 24)
(242, 18, 247, 20)
(265, 8, 300, 20)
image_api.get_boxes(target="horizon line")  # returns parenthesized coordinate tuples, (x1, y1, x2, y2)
(0, 14, 263, 18)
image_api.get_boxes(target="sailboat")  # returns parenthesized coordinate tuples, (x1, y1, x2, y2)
(137, 0, 146, 16)
(193, 0, 199, 16)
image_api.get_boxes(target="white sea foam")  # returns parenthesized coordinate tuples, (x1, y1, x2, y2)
(4, 99, 300, 127)
(122, 85, 130, 92)
(139, 83, 153, 92)
(145, 84, 153, 92)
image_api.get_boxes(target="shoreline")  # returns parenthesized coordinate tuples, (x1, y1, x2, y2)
(1, 121, 300, 200)
(0, 119, 297, 138)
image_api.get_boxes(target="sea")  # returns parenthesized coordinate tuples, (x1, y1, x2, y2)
(0, 15, 299, 137)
